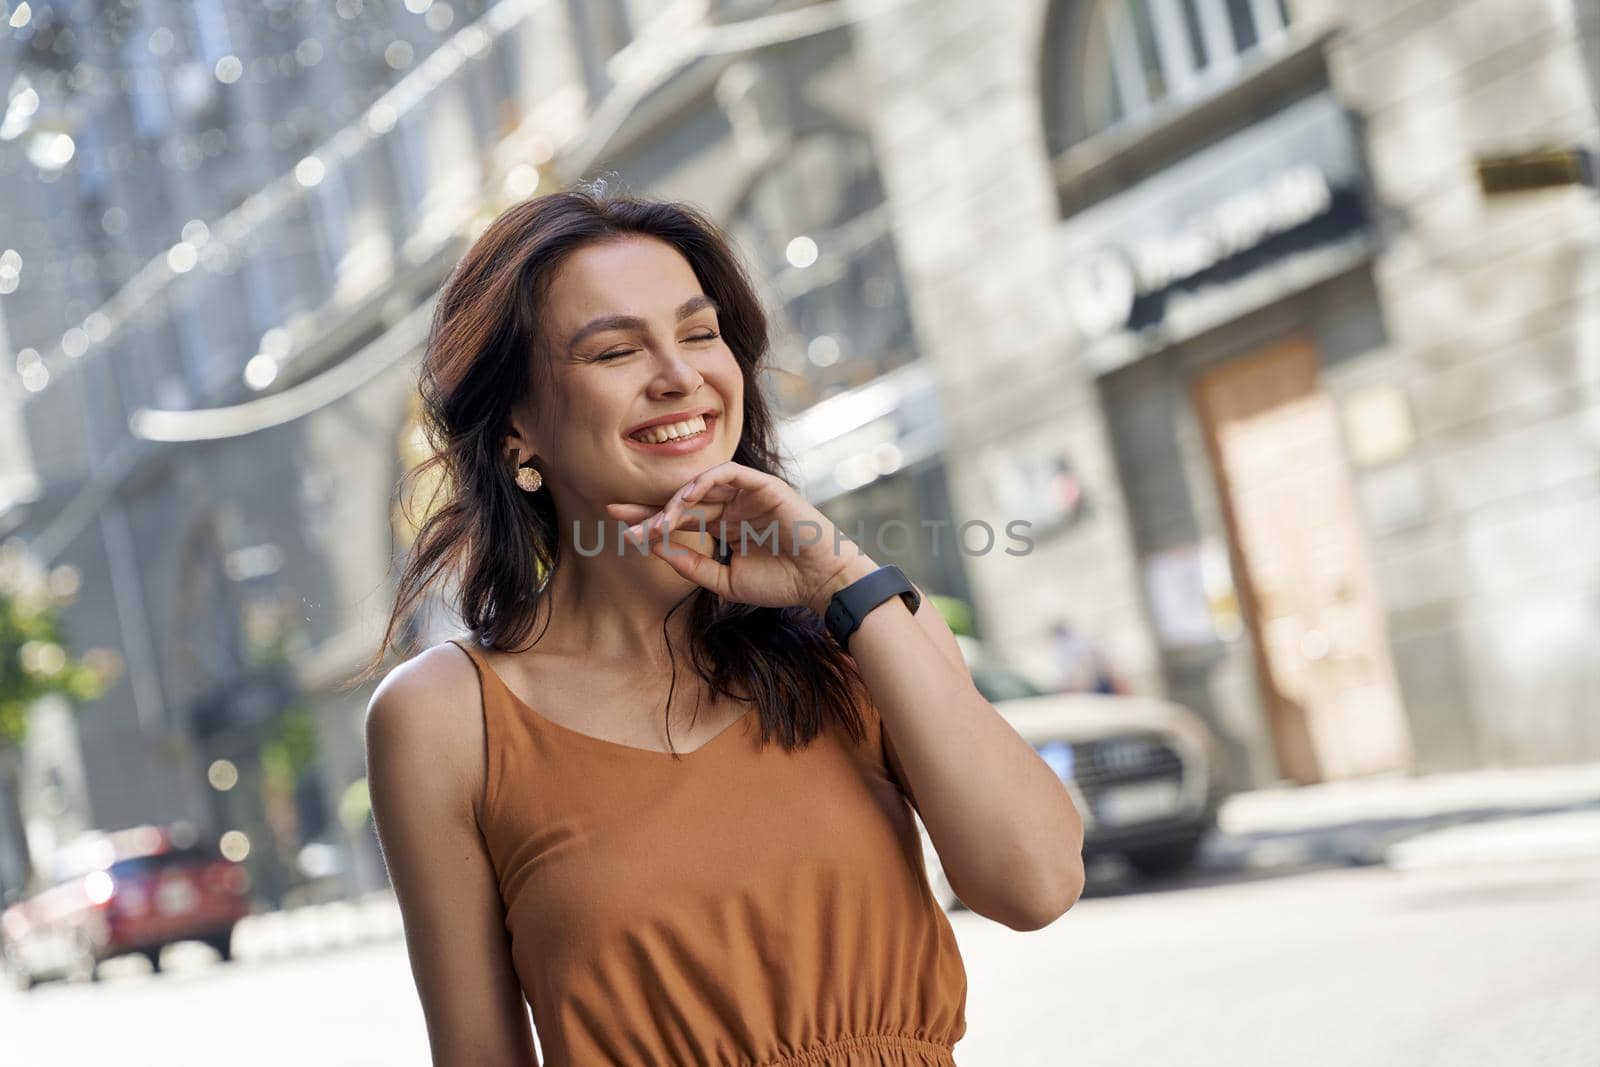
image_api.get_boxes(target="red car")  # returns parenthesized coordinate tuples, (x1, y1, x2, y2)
(1, 825, 251, 990)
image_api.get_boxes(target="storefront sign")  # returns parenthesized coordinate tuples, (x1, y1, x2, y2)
(1475, 147, 1594, 195)
(1065, 164, 1335, 338)
(1057, 90, 1373, 361)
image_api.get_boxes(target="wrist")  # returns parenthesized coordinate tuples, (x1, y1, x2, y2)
(808, 553, 879, 618)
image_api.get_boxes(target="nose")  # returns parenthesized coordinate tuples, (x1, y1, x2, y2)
(647, 344, 705, 396)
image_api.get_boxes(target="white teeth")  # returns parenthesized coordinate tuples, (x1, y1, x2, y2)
(629, 415, 708, 444)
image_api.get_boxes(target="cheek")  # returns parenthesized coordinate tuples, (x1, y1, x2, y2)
(718, 380, 745, 445)
(556, 384, 631, 450)
(712, 346, 744, 395)
(572, 377, 633, 416)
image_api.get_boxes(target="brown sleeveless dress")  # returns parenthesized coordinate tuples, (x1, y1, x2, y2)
(448, 637, 968, 1066)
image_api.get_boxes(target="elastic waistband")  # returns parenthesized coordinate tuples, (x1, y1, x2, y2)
(756, 1032, 956, 1066)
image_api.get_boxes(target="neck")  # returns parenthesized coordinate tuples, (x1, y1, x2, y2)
(532, 512, 717, 667)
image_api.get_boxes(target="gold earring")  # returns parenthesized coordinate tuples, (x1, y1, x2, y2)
(515, 463, 543, 492)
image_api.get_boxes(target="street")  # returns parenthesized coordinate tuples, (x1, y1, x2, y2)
(5, 855, 1596, 1067)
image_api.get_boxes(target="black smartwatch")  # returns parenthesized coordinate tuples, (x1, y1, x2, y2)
(822, 565, 921, 651)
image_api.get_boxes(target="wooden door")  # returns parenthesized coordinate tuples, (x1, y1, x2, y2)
(1193, 337, 1413, 783)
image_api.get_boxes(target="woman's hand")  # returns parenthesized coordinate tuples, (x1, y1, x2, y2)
(606, 461, 877, 615)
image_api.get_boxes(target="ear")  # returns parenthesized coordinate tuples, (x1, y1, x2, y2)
(502, 399, 539, 465)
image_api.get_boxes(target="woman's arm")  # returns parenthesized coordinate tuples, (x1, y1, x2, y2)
(366, 645, 539, 1065)
(813, 557, 1087, 931)
(613, 462, 1084, 931)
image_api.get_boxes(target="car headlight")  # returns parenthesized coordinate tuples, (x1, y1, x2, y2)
(1037, 740, 1075, 782)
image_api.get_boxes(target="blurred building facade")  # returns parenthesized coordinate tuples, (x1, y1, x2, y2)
(0, 0, 521, 899)
(0, 0, 1596, 897)
(859, 0, 1599, 789)
(0, 0, 977, 900)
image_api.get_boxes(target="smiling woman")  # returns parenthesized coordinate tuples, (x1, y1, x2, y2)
(342, 184, 1037, 1067)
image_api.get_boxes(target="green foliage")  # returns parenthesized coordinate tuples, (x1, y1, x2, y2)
(0, 541, 114, 748)
(260, 701, 319, 796)
(338, 777, 371, 831)
(929, 594, 976, 637)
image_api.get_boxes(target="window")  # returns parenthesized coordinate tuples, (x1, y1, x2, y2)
(729, 131, 920, 414)
(1180, 0, 1209, 70)
(109, 848, 220, 881)
(710, 0, 778, 19)
(1073, 0, 1295, 145)
(1226, 0, 1260, 50)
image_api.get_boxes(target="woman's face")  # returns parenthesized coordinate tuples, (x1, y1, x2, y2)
(510, 235, 745, 511)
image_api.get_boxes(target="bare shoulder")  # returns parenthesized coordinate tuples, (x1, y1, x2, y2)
(364, 642, 538, 1063)
(365, 639, 487, 805)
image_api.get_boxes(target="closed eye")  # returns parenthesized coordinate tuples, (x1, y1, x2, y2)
(595, 331, 718, 361)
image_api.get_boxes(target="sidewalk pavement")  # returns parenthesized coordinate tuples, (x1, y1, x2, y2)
(231, 889, 404, 964)
(1197, 761, 1600, 874)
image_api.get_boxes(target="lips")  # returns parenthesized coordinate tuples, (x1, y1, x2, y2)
(621, 414, 722, 460)
(624, 407, 719, 437)
(627, 413, 714, 445)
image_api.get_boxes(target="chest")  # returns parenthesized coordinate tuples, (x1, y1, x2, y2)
(482, 716, 924, 967)
(506, 655, 754, 754)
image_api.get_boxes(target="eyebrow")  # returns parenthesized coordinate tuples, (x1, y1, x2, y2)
(565, 294, 720, 353)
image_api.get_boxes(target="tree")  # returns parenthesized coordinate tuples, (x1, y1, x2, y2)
(0, 538, 118, 894)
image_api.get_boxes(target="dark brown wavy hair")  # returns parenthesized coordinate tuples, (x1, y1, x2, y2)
(353, 183, 868, 757)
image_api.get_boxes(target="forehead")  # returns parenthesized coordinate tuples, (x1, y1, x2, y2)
(544, 236, 705, 332)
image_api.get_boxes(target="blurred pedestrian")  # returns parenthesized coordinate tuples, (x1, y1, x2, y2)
(358, 185, 1085, 1066)
(1049, 618, 1116, 695)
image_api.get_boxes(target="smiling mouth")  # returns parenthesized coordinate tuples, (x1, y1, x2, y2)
(626, 413, 713, 444)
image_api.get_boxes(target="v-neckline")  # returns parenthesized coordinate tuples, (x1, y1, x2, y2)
(456, 639, 756, 759)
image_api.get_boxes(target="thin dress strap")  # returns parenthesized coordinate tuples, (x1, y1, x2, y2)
(447, 636, 504, 730)
(445, 636, 507, 833)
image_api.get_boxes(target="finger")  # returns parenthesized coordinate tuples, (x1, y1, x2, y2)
(609, 503, 664, 545)
(635, 501, 683, 544)
(705, 468, 792, 527)
(660, 473, 715, 531)
(659, 470, 732, 531)
(625, 503, 726, 549)
(659, 500, 725, 538)
(650, 533, 733, 598)
(672, 462, 782, 507)
(608, 506, 663, 547)
(607, 504, 656, 532)
(671, 466, 787, 535)
(617, 462, 777, 542)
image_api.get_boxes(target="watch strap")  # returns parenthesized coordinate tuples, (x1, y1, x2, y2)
(823, 565, 921, 650)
